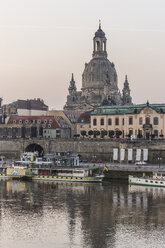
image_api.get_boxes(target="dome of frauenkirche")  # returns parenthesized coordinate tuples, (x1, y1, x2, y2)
(82, 57, 118, 89)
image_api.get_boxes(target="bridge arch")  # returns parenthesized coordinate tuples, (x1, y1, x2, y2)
(25, 143, 44, 156)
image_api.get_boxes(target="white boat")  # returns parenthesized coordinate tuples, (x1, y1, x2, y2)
(32, 167, 104, 182)
(129, 172, 165, 187)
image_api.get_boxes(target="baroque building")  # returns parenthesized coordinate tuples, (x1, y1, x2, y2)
(64, 22, 132, 111)
(77, 103, 165, 140)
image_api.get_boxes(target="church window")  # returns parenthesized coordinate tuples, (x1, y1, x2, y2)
(93, 118, 97, 126)
(153, 117, 158, 125)
(115, 118, 119, 126)
(108, 118, 112, 125)
(129, 117, 133, 125)
(139, 117, 143, 125)
(100, 118, 104, 126)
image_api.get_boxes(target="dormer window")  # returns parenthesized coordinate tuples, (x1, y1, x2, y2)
(19, 120, 22, 124)
(13, 120, 16, 124)
(48, 124, 51, 128)
(37, 120, 41, 124)
(25, 120, 29, 124)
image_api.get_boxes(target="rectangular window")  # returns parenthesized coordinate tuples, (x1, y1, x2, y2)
(139, 117, 143, 125)
(122, 118, 124, 125)
(129, 117, 133, 125)
(115, 118, 119, 125)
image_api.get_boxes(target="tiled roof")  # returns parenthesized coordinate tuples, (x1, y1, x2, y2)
(91, 103, 165, 115)
(7, 116, 69, 129)
(63, 111, 83, 123)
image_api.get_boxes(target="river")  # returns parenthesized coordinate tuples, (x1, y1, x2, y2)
(0, 180, 164, 248)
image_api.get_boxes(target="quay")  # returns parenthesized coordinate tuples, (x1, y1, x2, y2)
(79, 163, 165, 181)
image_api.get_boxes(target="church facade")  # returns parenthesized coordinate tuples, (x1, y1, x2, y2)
(64, 23, 132, 111)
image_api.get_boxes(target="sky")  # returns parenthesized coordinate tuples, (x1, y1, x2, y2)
(0, 0, 165, 109)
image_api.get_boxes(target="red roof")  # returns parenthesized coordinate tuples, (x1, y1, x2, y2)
(7, 116, 70, 129)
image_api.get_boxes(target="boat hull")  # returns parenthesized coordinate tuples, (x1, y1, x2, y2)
(32, 175, 103, 183)
(129, 175, 165, 187)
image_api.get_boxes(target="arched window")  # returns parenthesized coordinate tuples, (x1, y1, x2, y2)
(93, 118, 97, 126)
(100, 118, 104, 126)
(108, 118, 112, 125)
(96, 41, 100, 51)
(145, 117, 150, 125)
(153, 117, 159, 125)
(115, 118, 119, 126)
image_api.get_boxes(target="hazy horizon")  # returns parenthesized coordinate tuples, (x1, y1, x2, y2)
(0, 0, 165, 109)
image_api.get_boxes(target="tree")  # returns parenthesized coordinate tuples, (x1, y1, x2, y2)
(74, 134, 80, 138)
(80, 130, 87, 138)
(109, 130, 114, 138)
(115, 130, 122, 138)
(88, 130, 93, 137)
(93, 130, 100, 138)
(101, 130, 107, 138)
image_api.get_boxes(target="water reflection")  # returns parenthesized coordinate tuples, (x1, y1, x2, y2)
(0, 180, 165, 248)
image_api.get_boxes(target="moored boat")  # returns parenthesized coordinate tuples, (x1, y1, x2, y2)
(0, 152, 104, 182)
(129, 172, 165, 187)
(32, 167, 104, 182)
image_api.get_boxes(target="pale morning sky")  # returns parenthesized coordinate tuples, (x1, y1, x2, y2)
(0, 0, 165, 109)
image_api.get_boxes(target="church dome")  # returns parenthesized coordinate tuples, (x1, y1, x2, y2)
(82, 57, 118, 89)
(95, 27, 105, 38)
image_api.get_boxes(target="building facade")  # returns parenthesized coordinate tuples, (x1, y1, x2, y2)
(78, 103, 165, 139)
(64, 23, 132, 111)
(0, 116, 71, 139)
(2, 98, 48, 117)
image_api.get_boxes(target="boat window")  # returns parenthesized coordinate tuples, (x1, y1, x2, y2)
(155, 181, 158, 183)
(150, 181, 153, 183)
(145, 180, 148, 182)
(160, 182, 164, 184)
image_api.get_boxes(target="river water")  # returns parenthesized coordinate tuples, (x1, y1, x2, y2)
(0, 180, 165, 248)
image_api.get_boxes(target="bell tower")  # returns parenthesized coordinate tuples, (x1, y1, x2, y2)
(122, 75, 132, 105)
(92, 20, 107, 58)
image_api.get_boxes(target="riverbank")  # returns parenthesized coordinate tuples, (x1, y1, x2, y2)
(80, 163, 165, 181)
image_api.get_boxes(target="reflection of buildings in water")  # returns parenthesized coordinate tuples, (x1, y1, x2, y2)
(1, 180, 165, 247)
(7, 181, 26, 193)
(129, 184, 165, 200)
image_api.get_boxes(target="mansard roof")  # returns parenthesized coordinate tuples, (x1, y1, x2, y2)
(91, 103, 165, 115)
(7, 116, 70, 129)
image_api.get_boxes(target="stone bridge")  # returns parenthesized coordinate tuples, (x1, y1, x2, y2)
(0, 138, 165, 164)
